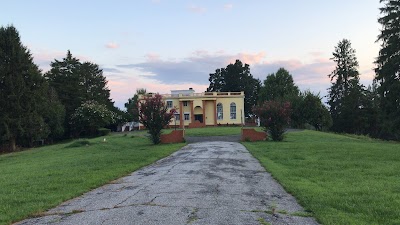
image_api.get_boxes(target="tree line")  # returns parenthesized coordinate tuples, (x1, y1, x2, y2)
(0, 26, 127, 151)
(1, 0, 398, 149)
(204, 0, 400, 140)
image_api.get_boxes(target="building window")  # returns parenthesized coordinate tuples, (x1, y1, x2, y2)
(175, 114, 180, 120)
(184, 113, 190, 121)
(217, 103, 223, 120)
(183, 101, 188, 106)
(166, 101, 173, 108)
(230, 102, 236, 119)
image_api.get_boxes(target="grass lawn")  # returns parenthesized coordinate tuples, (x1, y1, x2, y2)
(162, 126, 263, 137)
(243, 130, 400, 225)
(0, 134, 185, 225)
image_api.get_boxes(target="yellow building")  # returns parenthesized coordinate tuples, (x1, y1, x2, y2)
(139, 88, 245, 128)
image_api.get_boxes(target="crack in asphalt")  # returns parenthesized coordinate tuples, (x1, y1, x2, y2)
(17, 142, 319, 225)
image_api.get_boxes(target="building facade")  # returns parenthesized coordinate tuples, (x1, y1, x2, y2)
(139, 89, 245, 128)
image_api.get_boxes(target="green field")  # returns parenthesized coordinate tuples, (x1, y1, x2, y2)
(244, 130, 400, 225)
(163, 126, 263, 137)
(3, 128, 400, 225)
(0, 134, 185, 225)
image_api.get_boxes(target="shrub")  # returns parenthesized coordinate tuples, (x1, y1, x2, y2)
(70, 101, 117, 137)
(97, 128, 111, 136)
(253, 101, 291, 141)
(138, 94, 175, 144)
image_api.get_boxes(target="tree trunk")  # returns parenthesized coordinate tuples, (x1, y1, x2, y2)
(9, 137, 16, 151)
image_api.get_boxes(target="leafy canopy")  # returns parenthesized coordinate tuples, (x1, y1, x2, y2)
(207, 59, 260, 116)
(253, 101, 291, 141)
(139, 94, 175, 144)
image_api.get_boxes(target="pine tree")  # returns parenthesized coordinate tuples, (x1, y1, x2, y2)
(45, 51, 83, 118)
(0, 26, 64, 150)
(328, 39, 364, 133)
(375, 0, 400, 139)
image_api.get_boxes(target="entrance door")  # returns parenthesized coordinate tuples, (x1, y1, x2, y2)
(194, 114, 203, 123)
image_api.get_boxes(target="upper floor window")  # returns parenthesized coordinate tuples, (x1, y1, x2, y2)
(183, 101, 188, 106)
(230, 102, 236, 119)
(217, 103, 223, 120)
(166, 101, 173, 108)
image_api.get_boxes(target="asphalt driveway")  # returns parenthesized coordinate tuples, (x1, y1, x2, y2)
(17, 142, 318, 225)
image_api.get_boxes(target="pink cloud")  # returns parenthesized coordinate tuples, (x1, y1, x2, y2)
(105, 42, 119, 49)
(107, 74, 208, 109)
(230, 52, 267, 65)
(31, 49, 92, 72)
(145, 53, 161, 62)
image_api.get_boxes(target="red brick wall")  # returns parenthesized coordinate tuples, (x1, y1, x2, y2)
(188, 120, 205, 128)
(241, 128, 267, 142)
(161, 130, 185, 144)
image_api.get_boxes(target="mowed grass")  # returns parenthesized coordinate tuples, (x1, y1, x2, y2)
(243, 130, 400, 225)
(163, 126, 263, 137)
(0, 134, 185, 225)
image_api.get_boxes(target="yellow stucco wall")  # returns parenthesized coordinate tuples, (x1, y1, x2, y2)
(139, 92, 245, 128)
(215, 98, 243, 125)
(204, 101, 215, 125)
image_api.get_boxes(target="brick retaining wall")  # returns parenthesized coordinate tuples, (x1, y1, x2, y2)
(188, 120, 206, 128)
(241, 128, 267, 142)
(161, 130, 185, 144)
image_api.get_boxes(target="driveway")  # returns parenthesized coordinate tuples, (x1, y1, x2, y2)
(17, 142, 318, 225)
(185, 135, 241, 143)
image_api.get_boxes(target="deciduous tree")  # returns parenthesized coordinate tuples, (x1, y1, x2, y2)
(69, 100, 117, 137)
(301, 91, 332, 131)
(259, 68, 301, 127)
(138, 94, 175, 144)
(253, 101, 291, 141)
(125, 88, 147, 122)
(207, 60, 261, 116)
(259, 68, 300, 102)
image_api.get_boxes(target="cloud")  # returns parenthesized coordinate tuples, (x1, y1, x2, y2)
(105, 42, 119, 49)
(102, 67, 123, 73)
(105, 72, 208, 109)
(116, 50, 266, 84)
(188, 5, 206, 14)
(114, 50, 336, 96)
(145, 53, 161, 62)
(223, 3, 233, 10)
(108, 50, 367, 109)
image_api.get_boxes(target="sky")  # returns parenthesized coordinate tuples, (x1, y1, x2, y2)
(1, 0, 382, 109)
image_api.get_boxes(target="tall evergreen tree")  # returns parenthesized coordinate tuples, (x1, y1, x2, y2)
(45, 51, 82, 118)
(328, 39, 364, 133)
(207, 59, 261, 116)
(375, 0, 400, 139)
(45, 51, 114, 135)
(0, 25, 64, 150)
(80, 62, 113, 108)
